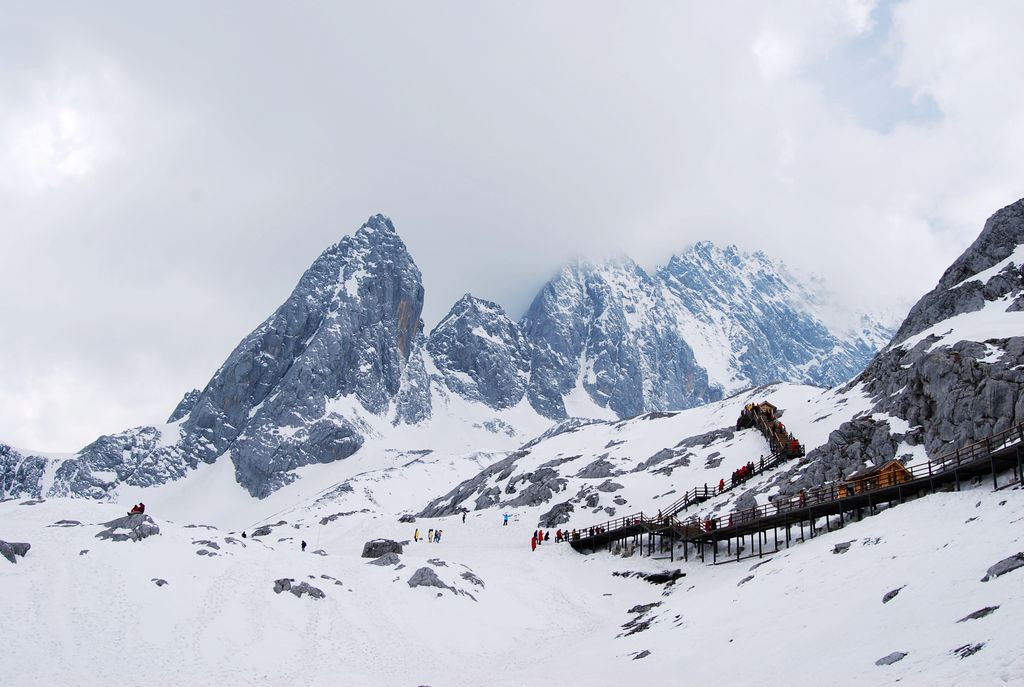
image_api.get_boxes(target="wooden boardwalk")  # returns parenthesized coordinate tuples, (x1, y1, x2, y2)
(570, 419, 1024, 564)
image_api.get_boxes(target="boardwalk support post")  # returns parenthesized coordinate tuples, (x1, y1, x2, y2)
(1017, 446, 1023, 486)
(991, 447, 998, 490)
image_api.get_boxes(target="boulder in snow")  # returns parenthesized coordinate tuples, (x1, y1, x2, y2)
(362, 538, 403, 558)
(980, 553, 1024, 581)
(0, 540, 30, 564)
(367, 553, 401, 566)
(875, 652, 907, 666)
(273, 578, 325, 599)
(95, 514, 160, 542)
(407, 567, 451, 591)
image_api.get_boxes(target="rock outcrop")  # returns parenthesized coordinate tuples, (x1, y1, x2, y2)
(427, 295, 530, 409)
(95, 514, 161, 542)
(0, 540, 30, 564)
(771, 198, 1024, 495)
(361, 539, 403, 558)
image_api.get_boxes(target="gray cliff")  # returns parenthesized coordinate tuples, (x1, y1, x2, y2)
(427, 295, 530, 409)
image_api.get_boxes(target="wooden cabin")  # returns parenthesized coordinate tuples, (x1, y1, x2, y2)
(840, 460, 913, 496)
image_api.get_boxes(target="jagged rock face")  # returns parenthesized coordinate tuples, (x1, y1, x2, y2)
(772, 198, 1024, 495)
(522, 259, 721, 419)
(0, 445, 46, 499)
(43, 215, 430, 500)
(189, 214, 425, 496)
(168, 389, 201, 423)
(856, 199, 1024, 453)
(427, 295, 530, 409)
(658, 242, 891, 391)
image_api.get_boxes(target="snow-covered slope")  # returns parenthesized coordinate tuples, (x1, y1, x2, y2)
(3, 444, 1021, 686)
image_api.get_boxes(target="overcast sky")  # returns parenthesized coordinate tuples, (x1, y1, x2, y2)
(2, 1, 1023, 452)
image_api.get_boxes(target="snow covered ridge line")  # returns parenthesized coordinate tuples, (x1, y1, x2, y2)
(1, 210, 895, 502)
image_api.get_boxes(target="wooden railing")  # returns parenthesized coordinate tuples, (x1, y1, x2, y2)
(674, 421, 1024, 534)
(574, 420, 1024, 545)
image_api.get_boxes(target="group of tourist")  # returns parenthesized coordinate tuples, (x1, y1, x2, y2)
(413, 528, 443, 543)
(730, 458, 764, 487)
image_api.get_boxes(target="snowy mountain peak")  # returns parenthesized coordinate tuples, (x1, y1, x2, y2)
(427, 294, 530, 410)
(658, 240, 892, 392)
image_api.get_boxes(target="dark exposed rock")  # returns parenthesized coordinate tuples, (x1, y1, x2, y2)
(627, 602, 662, 615)
(152, 578, 169, 587)
(398, 514, 417, 523)
(0, 540, 30, 564)
(191, 539, 221, 550)
(273, 578, 325, 599)
(367, 552, 401, 566)
(320, 510, 366, 525)
(48, 520, 82, 528)
(596, 480, 624, 493)
(832, 541, 854, 555)
(418, 453, 521, 517)
(538, 501, 575, 528)
(460, 571, 485, 588)
(168, 388, 201, 423)
(958, 606, 999, 622)
(427, 295, 531, 409)
(882, 587, 904, 604)
(0, 444, 46, 499)
(361, 539, 403, 558)
(981, 553, 1024, 582)
(95, 514, 160, 542)
(576, 457, 615, 479)
(613, 569, 685, 586)
(632, 650, 651, 660)
(407, 567, 451, 591)
(875, 651, 907, 666)
(952, 643, 985, 659)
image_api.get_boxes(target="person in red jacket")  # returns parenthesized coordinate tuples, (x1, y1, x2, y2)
(531, 535, 537, 551)
(718, 478, 725, 493)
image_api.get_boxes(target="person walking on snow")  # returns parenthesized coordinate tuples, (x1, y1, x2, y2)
(718, 478, 725, 493)
(301, 540, 307, 552)
(544, 531, 550, 542)
(531, 535, 537, 551)
(414, 528, 420, 543)
(435, 530, 442, 543)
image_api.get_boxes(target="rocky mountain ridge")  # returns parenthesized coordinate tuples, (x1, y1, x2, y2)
(1, 213, 896, 501)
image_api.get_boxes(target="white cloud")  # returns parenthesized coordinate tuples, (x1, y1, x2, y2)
(0, 65, 129, 192)
(0, 1, 1022, 450)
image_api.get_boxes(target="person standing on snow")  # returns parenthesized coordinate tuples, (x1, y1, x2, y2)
(544, 531, 550, 542)
(414, 528, 420, 543)
(531, 535, 537, 551)
(301, 540, 307, 552)
(428, 528, 434, 543)
(435, 530, 442, 543)
(503, 513, 510, 526)
(462, 511, 466, 524)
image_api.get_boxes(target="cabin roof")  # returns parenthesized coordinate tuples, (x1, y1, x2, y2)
(845, 459, 909, 481)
